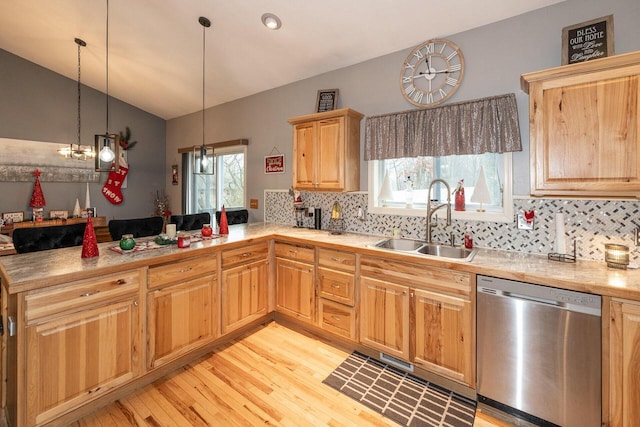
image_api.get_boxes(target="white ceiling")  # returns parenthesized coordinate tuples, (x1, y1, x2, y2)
(0, 0, 562, 120)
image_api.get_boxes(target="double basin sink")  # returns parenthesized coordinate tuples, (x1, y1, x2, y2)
(372, 238, 477, 262)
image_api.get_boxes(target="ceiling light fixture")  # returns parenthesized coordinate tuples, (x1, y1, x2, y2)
(59, 38, 96, 161)
(261, 13, 282, 30)
(95, 0, 118, 172)
(193, 16, 214, 175)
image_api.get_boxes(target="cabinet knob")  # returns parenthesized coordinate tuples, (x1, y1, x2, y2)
(133, 300, 139, 307)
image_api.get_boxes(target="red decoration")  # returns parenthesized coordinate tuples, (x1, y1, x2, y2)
(81, 215, 99, 258)
(30, 169, 46, 207)
(102, 157, 129, 205)
(219, 205, 229, 235)
(524, 209, 535, 224)
(454, 189, 465, 211)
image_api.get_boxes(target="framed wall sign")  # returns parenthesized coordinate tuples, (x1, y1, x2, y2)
(171, 164, 179, 185)
(49, 210, 69, 219)
(265, 154, 285, 174)
(562, 15, 614, 65)
(2, 211, 24, 223)
(316, 89, 339, 113)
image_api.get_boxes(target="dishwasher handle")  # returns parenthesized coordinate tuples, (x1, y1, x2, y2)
(482, 287, 564, 308)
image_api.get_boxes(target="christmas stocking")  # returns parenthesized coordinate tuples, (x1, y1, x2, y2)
(102, 157, 129, 205)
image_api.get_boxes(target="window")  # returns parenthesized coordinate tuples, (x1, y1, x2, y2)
(184, 145, 246, 215)
(368, 152, 513, 222)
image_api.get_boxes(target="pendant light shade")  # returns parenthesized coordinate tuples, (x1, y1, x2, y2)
(95, 0, 119, 172)
(193, 16, 214, 175)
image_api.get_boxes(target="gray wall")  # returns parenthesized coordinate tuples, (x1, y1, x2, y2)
(167, 0, 640, 223)
(0, 49, 166, 220)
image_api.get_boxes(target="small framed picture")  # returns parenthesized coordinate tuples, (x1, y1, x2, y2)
(2, 211, 24, 224)
(265, 154, 285, 174)
(49, 210, 69, 220)
(171, 164, 179, 185)
(316, 89, 339, 113)
(82, 207, 97, 218)
(33, 207, 44, 223)
(562, 15, 614, 65)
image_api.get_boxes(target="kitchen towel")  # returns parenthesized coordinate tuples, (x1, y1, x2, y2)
(554, 212, 566, 254)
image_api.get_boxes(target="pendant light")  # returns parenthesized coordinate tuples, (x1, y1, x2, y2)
(95, 0, 119, 172)
(58, 38, 96, 160)
(193, 16, 214, 175)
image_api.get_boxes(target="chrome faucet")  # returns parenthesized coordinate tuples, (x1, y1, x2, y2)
(426, 179, 452, 243)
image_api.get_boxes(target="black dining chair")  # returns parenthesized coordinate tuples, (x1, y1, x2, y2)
(108, 216, 164, 241)
(170, 212, 211, 231)
(12, 223, 87, 254)
(215, 209, 249, 226)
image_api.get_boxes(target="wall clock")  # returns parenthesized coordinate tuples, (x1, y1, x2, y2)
(400, 39, 465, 107)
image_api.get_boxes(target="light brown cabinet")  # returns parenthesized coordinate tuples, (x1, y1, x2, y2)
(22, 270, 144, 426)
(221, 242, 269, 334)
(609, 298, 640, 426)
(147, 255, 218, 369)
(359, 255, 474, 386)
(288, 108, 364, 192)
(521, 51, 640, 197)
(275, 242, 315, 323)
(317, 248, 357, 340)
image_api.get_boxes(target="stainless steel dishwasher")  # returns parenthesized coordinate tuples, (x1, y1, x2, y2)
(477, 275, 601, 427)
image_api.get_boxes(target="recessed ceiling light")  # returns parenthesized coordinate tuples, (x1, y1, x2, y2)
(261, 13, 282, 30)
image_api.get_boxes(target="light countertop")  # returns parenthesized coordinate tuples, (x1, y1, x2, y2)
(1, 222, 639, 300)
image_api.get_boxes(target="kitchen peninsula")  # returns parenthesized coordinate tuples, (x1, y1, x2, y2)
(1, 223, 638, 426)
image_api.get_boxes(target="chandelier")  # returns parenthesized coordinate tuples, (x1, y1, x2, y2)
(58, 37, 96, 160)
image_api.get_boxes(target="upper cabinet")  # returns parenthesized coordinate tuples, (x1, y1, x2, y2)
(522, 51, 640, 197)
(288, 108, 364, 192)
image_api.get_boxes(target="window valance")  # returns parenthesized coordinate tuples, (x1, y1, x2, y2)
(364, 93, 522, 160)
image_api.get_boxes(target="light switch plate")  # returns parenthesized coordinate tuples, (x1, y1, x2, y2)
(517, 213, 534, 230)
(250, 199, 258, 209)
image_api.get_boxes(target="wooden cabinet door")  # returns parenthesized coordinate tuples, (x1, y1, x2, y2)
(315, 117, 344, 190)
(25, 297, 141, 426)
(610, 299, 640, 426)
(359, 276, 410, 360)
(275, 258, 315, 322)
(292, 122, 316, 189)
(221, 260, 269, 334)
(413, 288, 473, 387)
(148, 275, 218, 369)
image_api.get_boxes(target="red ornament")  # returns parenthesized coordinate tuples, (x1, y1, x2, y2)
(81, 215, 100, 258)
(219, 205, 229, 235)
(30, 169, 46, 207)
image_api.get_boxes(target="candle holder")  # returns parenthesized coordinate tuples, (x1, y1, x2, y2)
(604, 243, 629, 269)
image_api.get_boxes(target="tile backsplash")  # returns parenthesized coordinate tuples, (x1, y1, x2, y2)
(264, 190, 640, 263)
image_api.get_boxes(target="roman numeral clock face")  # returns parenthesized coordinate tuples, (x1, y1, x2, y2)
(400, 39, 464, 107)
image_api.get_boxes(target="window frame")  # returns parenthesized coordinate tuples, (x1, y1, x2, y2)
(367, 152, 514, 223)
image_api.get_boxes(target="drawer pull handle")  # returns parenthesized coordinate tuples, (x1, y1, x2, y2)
(180, 267, 193, 273)
(288, 250, 297, 254)
(331, 316, 341, 321)
(133, 300, 139, 307)
(331, 285, 341, 289)
(242, 253, 251, 257)
(115, 279, 126, 285)
(80, 291, 99, 297)
(331, 257, 344, 262)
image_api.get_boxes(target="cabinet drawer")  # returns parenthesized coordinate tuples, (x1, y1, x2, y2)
(222, 242, 269, 268)
(148, 254, 217, 289)
(319, 299, 356, 340)
(318, 267, 355, 306)
(318, 248, 355, 272)
(360, 255, 471, 296)
(25, 270, 141, 323)
(275, 242, 314, 263)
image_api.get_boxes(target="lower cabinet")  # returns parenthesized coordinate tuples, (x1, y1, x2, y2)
(148, 275, 218, 368)
(275, 257, 315, 322)
(359, 255, 474, 387)
(609, 298, 640, 426)
(221, 242, 270, 334)
(414, 288, 472, 385)
(23, 270, 143, 427)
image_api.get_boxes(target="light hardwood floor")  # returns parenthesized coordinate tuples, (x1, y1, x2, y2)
(71, 322, 505, 426)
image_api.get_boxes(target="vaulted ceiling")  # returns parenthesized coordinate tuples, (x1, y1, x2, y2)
(0, 0, 562, 119)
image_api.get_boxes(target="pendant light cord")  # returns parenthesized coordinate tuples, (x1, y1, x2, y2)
(105, 0, 110, 134)
(77, 40, 82, 148)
